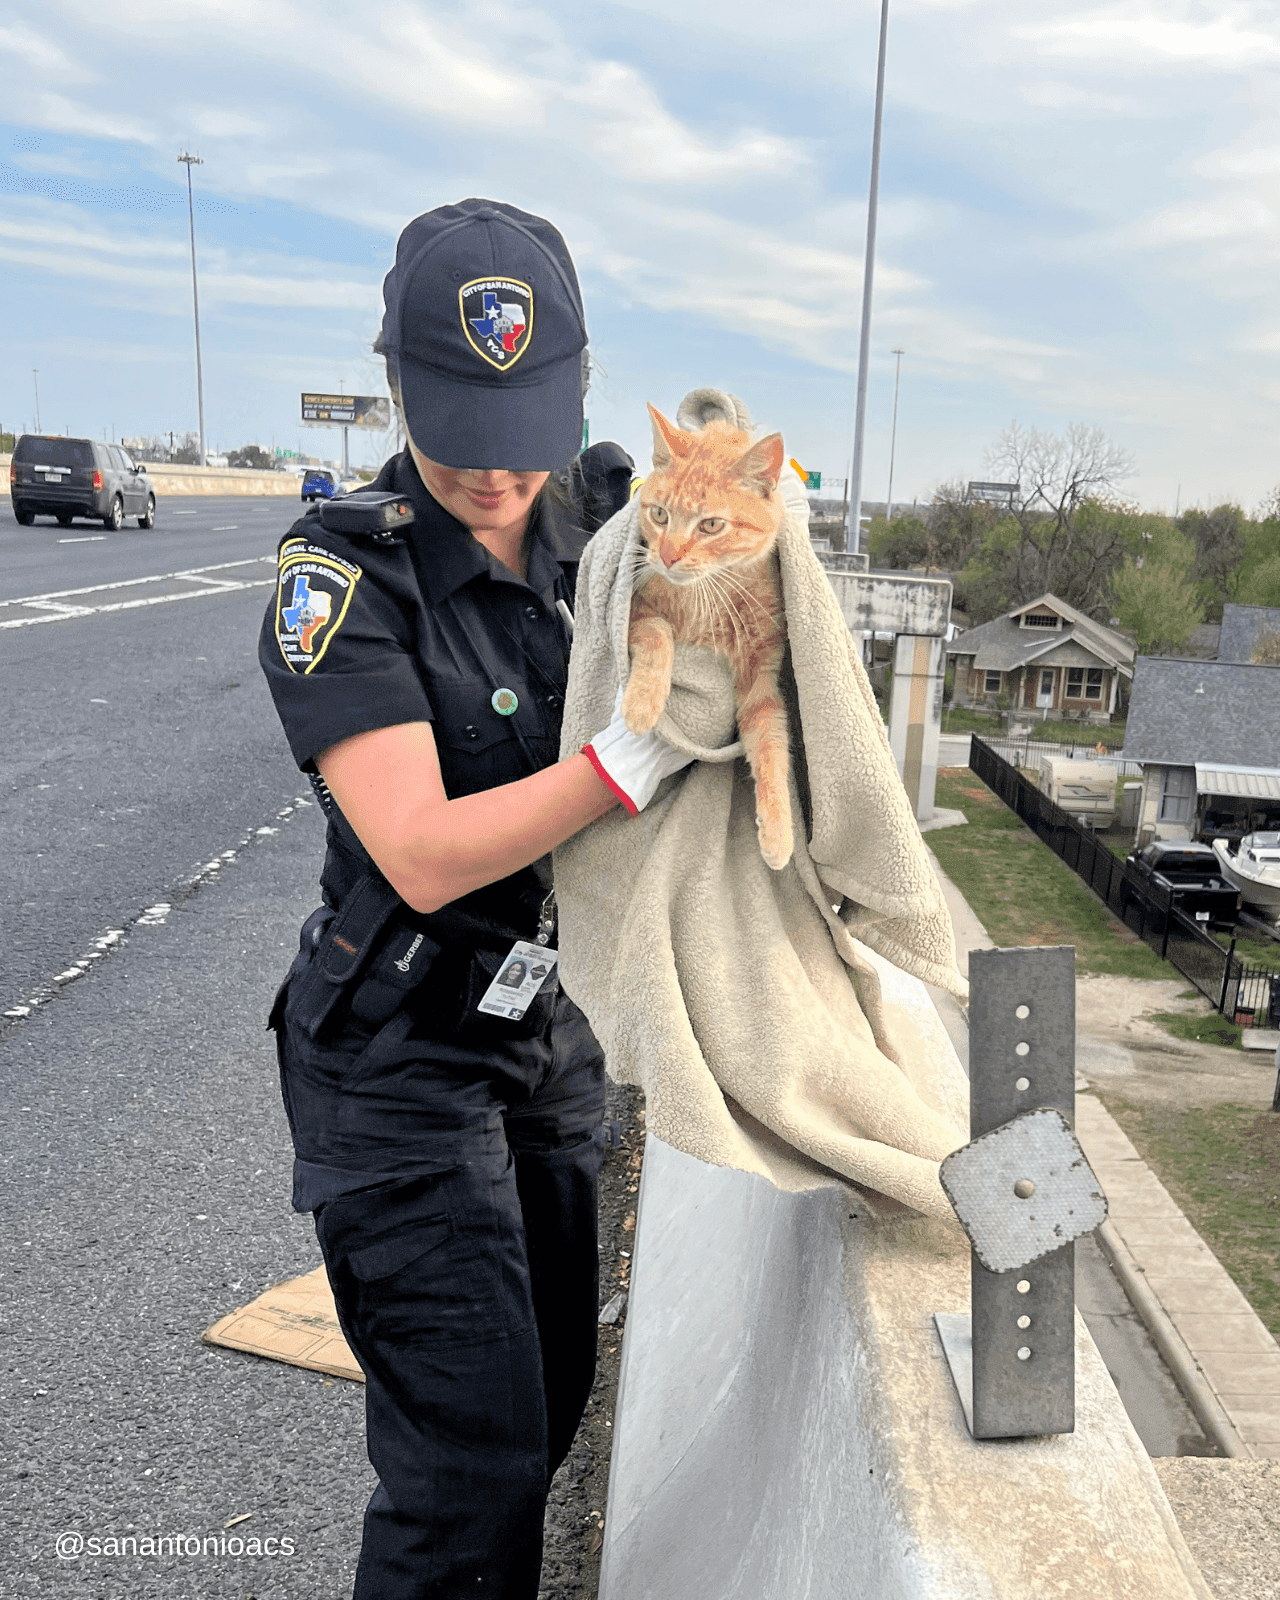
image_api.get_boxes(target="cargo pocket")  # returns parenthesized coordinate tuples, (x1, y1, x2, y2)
(319, 1173, 489, 1344)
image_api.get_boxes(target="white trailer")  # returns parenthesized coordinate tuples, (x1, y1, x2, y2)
(1037, 757, 1116, 830)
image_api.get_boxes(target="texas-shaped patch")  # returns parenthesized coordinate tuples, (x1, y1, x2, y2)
(459, 276, 533, 371)
(274, 539, 362, 674)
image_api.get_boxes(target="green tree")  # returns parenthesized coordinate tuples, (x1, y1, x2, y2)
(227, 444, 274, 470)
(1241, 554, 1280, 609)
(1176, 503, 1247, 618)
(1109, 528, 1204, 653)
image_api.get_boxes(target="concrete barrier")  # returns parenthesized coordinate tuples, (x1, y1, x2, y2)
(1, 454, 307, 496)
(138, 462, 303, 496)
(600, 954, 1212, 1600)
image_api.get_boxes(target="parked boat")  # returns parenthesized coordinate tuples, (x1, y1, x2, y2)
(1212, 832, 1280, 914)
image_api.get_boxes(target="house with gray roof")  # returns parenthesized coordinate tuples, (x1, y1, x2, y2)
(1120, 656, 1280, 844)
(1218, 603, 1280, 664)
(946, 594, 1135, 723)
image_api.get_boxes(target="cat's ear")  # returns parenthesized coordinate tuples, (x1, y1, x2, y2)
(733, 432, 785, 496)
(647, 404, 692, 468)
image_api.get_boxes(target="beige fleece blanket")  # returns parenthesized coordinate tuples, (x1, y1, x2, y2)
(554, 443, 970, 1219)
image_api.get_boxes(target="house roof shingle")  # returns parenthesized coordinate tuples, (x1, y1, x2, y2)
(1121, 656, 1280, 767)
(946, 593, 1135, 675)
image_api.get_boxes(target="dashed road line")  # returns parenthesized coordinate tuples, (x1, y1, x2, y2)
(1, 794, 315, 1024)
(0, 556, 277, 630)
(58, 536, 106, 544)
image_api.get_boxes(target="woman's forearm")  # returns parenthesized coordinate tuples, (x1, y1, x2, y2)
(395, 754, 617, 912)
(318, 723, 618, 915)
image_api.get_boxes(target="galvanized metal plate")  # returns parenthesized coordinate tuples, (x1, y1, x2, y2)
(940, 1106, 1106, 1273)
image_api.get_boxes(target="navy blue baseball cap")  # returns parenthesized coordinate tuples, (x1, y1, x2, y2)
(381, 198, 588, 471)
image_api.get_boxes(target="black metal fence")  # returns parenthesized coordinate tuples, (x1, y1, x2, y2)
(969, 735, 1280, 1025)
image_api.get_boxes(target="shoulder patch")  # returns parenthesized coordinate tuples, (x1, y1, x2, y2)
(274, 541, 363, 674)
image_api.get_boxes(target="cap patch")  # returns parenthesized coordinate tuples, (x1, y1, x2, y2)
(275, 539, 362, 674)
(460, 277, 533, 371)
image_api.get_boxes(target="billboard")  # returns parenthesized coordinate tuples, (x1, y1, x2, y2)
(300, 393, 391, 430)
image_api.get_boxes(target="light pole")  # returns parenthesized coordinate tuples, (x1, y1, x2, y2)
(886, 347, 904, 522)
(177, 152, 207, 467)
(32, 369, 41, 433)
(845, 0, 891, 555)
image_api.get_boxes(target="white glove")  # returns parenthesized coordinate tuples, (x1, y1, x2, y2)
(582, 691, 695, 816)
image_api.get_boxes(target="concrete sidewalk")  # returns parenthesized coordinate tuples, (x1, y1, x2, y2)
(927, 849, 1280, 1461)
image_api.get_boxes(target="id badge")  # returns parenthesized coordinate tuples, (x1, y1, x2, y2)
(475, 941, 559, 1022)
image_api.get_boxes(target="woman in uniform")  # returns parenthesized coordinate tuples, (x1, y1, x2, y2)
(259, 198, 691, 1600)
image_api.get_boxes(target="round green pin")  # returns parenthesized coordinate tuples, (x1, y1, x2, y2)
(491, 687, 519, 717)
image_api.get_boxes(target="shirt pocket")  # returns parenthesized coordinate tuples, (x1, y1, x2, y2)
(429, 676, 556, 795)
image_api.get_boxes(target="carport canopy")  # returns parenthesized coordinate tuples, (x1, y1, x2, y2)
(1194, 762, 1280, 800)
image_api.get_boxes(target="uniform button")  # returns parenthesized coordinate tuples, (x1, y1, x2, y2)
(464, 725, 480, 740)
(524, 605, 539, 621)
(545, 694, 561, 710)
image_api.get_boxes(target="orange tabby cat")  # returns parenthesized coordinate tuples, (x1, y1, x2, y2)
(623, 403, 792, 869)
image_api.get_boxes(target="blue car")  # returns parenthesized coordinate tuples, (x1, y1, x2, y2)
(301, 468, 339, 502)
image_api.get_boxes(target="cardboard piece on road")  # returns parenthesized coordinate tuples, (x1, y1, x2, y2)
(203, 1265, 364, 1383)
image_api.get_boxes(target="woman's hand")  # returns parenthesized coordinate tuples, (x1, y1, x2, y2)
(582, 690, 696, 816)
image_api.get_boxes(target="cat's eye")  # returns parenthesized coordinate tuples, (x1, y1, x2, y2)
(645, 504, 669, 525)
(698, 518, 725, 535)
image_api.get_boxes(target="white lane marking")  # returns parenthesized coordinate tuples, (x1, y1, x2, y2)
(212, 524, 240, 531)
(22, 599, 95, 616)
(0, 556, 277, 630)
(58, 536, 107, 544)
(172, 511, 198, 516)
(2, 795, 315, 1024)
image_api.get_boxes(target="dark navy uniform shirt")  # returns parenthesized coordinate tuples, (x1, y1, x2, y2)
(259, 443, 633, 941)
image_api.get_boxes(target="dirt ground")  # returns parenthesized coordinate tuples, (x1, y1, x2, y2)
(1074, 973, 1278, 1110)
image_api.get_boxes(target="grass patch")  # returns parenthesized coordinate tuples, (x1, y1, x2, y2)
(1149, 1011, 1244, 1050)
(1095, 1095, 1280, 1344)
(931, 769, 1173, 979)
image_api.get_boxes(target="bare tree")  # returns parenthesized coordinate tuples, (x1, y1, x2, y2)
(981, 422, 1138, 610)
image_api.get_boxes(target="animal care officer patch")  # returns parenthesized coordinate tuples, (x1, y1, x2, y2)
(275, 539, 362, 674)
(460, 277, 533, 371)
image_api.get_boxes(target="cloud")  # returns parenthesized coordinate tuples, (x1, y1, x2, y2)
(0, 199, 379, 311)
(1016, 9, 1280, 68)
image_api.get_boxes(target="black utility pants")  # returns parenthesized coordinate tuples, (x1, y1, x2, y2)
(277, 976, 607, 1600)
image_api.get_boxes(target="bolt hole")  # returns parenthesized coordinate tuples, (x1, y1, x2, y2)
(1017, 1315, 1031, 1329)
(1015, 1041, 1030, 1057)
(1016, 1280, 1031, 1294)
(1017, 1346, 1032, 1361)
(1015, 1004, 1029, 1019)
(1015, 1076, 1030, 1092)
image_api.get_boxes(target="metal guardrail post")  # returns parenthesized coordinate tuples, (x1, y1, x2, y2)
(935, 945, 1106, 1439)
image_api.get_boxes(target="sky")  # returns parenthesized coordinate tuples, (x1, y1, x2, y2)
(1, 0, 1279, 512)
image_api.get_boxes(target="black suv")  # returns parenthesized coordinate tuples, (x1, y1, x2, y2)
(9, 436, 156, 530)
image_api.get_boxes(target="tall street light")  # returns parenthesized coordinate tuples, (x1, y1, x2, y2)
(886, 347, 904, 521)
(177, 151, 207, 468)
(32, 369, 41, 433)
(845, 0, 891, 555)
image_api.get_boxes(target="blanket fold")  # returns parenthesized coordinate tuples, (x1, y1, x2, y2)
(554, 412, 970, 1218)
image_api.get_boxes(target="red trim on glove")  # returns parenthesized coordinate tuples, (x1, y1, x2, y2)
(582, 742, 638, 817)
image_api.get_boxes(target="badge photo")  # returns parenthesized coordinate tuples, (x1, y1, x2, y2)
(275, 541, 362, 674)
(459, 277, 533, 371)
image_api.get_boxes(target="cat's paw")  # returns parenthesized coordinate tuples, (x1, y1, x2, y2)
(757, 808, 793, 871)
(621, 676, 665, 735)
